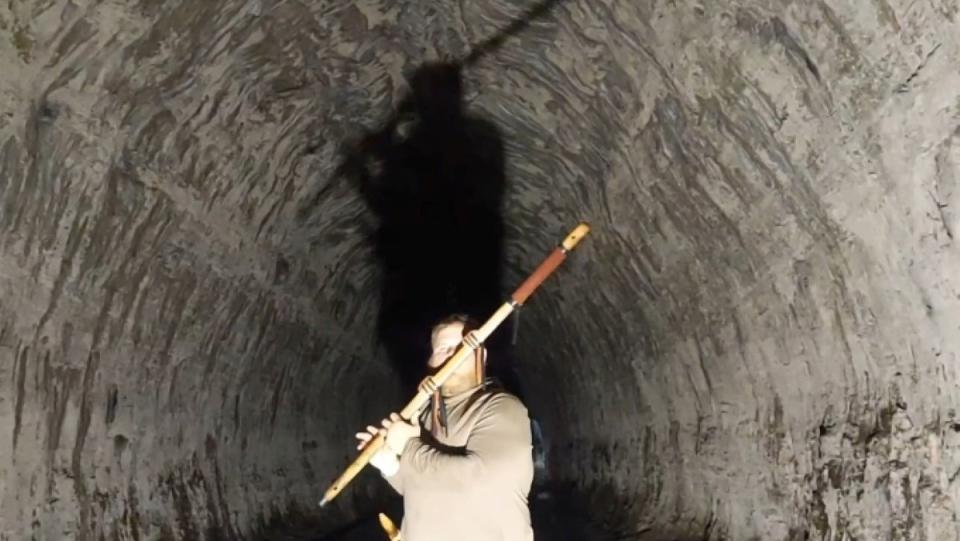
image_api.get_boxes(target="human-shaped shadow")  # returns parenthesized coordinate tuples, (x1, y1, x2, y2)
(336, 62, 512, 394)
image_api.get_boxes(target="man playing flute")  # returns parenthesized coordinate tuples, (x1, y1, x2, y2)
(356, 313, 535, 541)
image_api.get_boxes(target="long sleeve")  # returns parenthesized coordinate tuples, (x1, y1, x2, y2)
(382, 458, 404, 495)
(367, 444, 405, 495)
(398, 393, 532, 490)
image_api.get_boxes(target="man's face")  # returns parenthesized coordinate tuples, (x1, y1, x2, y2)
(428, 322, 465, 370)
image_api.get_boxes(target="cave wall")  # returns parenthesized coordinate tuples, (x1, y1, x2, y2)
(498, 1, 960, 539)
(0, 1, 400, 538)
(1, 0, 959, 540)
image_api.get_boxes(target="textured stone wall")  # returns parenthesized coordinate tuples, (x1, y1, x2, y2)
(0, 1, 400, 538)
(1, 0, 959, 540)
(503, 1, 960, 539)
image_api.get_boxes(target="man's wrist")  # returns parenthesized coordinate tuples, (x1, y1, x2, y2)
(383, 440, 402, 456)
(372, 448, 401, 476)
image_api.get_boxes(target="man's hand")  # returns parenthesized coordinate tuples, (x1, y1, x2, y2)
(382, 412, 421, 453)
(356, 424, 386, 451)
(354, 414, 419, 478)
(356, 413, 421, 454)
(356, 423, 401, 476)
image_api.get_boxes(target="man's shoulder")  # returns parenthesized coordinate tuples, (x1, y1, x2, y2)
(473, 388, 528, 417)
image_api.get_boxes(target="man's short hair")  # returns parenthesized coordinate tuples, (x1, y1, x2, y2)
(430, 313, 480, 342)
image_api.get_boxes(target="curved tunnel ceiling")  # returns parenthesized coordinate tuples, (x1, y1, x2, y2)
(1, 1, 960, 539)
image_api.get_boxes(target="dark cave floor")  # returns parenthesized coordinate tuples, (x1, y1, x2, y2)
(257, 483, 641, 541)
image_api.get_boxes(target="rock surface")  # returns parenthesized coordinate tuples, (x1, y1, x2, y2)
(1, 0, 959, 539)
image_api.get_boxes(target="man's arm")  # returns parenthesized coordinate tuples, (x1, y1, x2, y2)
(398, 393, 532, 490)
(359, 425, 407, 496)
(374, 450, 405, 495)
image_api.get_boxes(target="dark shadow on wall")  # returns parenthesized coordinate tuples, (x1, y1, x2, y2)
(272, 1, 584, 539)
(329, 0, 569, 400)
(334, 61, 513, 395)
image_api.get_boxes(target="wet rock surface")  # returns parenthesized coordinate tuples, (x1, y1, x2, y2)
(1, 1, 959, 539)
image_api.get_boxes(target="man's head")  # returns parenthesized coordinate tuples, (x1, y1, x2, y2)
(408, 62, 463, 123)
(427, 314, 485, 392)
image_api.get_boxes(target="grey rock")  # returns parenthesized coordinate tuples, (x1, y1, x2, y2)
(0, 0, 959, 540)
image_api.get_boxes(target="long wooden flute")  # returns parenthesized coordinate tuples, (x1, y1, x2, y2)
(319, 222, 591, 507)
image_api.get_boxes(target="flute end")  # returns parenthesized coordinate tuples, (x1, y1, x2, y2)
(562, 223, 591, 251)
